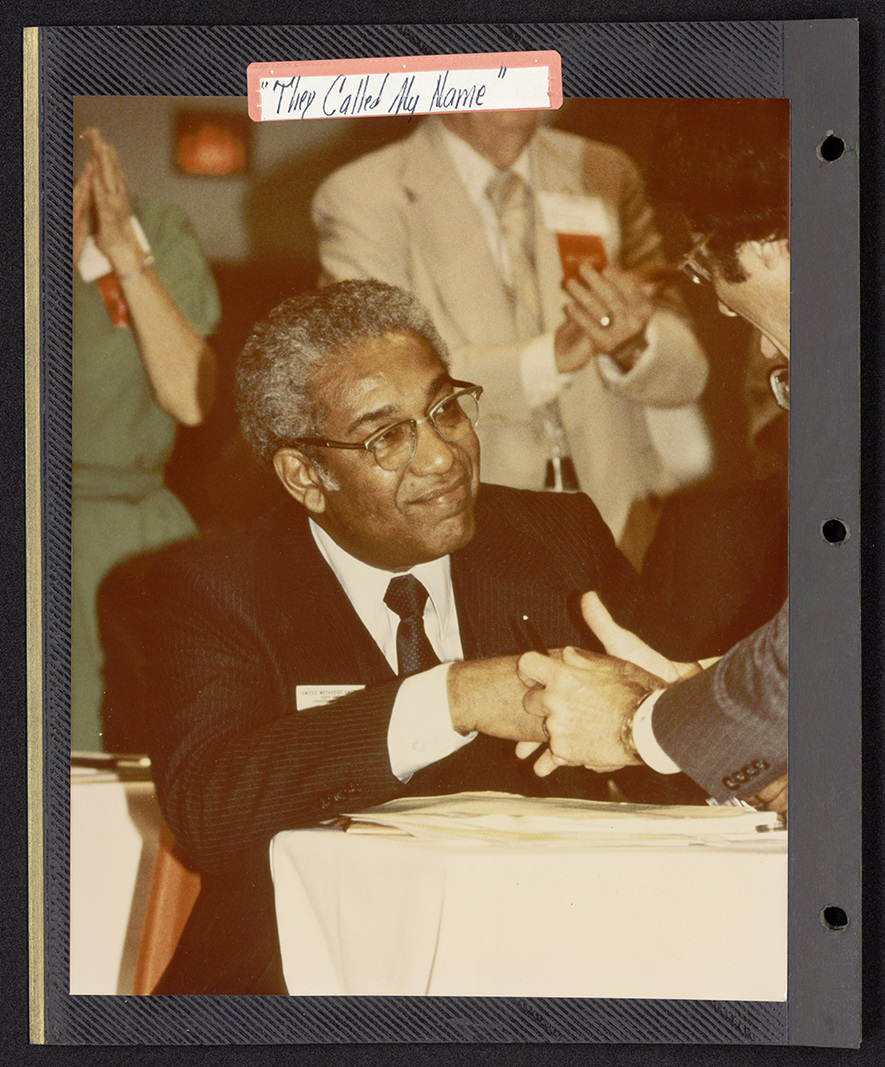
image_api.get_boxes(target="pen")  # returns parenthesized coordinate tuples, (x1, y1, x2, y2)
(512, 613, 547, 654)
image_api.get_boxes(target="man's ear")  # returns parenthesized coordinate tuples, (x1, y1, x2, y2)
(273, 448, 328, 515)
(751, 237, 790, 272)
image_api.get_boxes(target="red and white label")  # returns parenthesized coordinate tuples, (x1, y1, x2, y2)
(247, 51, 562, 122)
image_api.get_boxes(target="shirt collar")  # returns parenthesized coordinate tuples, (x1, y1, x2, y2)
(309, 518, 454, 628)
(437, 121, 533, 212)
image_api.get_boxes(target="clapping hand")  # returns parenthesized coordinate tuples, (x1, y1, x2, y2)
(72, 154, 94, 272)
(79, 127, 146, 277)
(554, 265, 658, 374)
(72, 126, 217, 426)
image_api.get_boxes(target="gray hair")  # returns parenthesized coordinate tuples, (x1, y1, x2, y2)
(236, 279, 449, 466)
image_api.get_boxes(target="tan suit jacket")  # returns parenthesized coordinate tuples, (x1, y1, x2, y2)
(313, 119, 709, 538)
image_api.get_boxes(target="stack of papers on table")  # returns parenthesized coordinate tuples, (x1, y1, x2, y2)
(70, 752, 153, 783)
(342, 791, 783, 847)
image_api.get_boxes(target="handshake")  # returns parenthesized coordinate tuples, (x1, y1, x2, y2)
(447, 591, 788, 816)
(515, 591, 699, 775)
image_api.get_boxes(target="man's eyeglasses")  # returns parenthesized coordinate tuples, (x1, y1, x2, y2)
(676, 234, 714, 287)
(769, 365, 790, 411)
(677, 234, 789, 411)
(293, 381, 483, 472)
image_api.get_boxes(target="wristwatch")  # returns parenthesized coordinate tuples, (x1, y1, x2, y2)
(619, 689, 649, 762)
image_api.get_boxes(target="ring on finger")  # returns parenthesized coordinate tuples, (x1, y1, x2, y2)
(599, 314, 612, 328)
(541, 720, 551, 740)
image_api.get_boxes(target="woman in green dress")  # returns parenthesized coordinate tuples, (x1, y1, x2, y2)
(72, 127, 221, 751)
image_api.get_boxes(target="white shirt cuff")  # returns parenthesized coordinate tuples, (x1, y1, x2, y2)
(387, 663, 476, 781)
(632, 689, 682, 775)
(595, 313, 663, 386)
(519, 331, 573, 408)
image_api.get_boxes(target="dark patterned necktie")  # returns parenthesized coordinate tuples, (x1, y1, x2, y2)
(384, 574, 441, 676)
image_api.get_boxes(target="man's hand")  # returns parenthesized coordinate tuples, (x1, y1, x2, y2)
(563, 265, 657, 372)
(580, 592, 700, 684)
(747, 773, 788, 817)
(516, 647, 664, 776)
(447, 656, 547, 744)
(553, 316, 598, 375)
(513, 593, 699, 777)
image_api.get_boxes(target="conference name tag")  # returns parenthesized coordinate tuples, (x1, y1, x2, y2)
(538, 192, 614, 238)
(295, 684, 366, 711)
(539, 193, 621, 279)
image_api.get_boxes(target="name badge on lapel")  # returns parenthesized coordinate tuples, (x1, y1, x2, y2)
(537, 192, 620, 280)
(295, 684, 366, 711)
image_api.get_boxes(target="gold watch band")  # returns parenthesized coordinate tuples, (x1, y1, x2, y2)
(620, 689, 651, 762)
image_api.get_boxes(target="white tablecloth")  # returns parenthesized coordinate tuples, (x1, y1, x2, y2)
(271, 828, 787, 1000)
(69, 774, 164, 994)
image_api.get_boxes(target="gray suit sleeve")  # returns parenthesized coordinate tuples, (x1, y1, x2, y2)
(651, 599, 788, 801)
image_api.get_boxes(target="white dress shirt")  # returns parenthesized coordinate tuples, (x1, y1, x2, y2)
(310, 521, 681, 783)
(310, 520, 475, 781)
(632, 689, 682, 774)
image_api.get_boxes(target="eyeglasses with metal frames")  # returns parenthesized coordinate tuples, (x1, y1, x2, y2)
(769, 365, 790, 411)
(676, 234, 714, 287)
(677, 235, 790, 410)
(292, 380, 483, 472)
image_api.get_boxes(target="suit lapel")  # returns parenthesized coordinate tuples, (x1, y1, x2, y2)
(451, 500, 553, 660)
(451, 487, 593, 659)
(401, 121, 517, 342)
(452, 555, 522, 660)
(260, 507, 394, 685)
(530, 130, 579, 331)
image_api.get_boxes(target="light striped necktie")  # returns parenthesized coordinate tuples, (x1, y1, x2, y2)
(486, 168, 543, 338)
(486, 168, 577, 492)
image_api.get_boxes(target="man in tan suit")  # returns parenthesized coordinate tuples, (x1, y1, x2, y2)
(313, 110, 710, 545)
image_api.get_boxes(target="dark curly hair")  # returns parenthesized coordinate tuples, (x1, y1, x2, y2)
(648, 99, 790, 282)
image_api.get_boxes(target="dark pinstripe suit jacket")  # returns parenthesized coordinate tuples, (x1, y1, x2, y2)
(143, 483, 652, 993)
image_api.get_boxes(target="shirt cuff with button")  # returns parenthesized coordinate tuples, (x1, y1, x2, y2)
(631, 689, 682, 775)
(387, 662, 477, 781)
(519, 331, 574, 409)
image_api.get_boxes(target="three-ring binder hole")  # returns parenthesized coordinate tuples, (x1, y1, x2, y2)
(820, 905, 849, 931)
(821, 518, 849, 544)
(817, 134, 845, 162)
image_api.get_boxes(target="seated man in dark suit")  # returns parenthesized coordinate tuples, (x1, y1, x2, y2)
(140, 278, 669, 995)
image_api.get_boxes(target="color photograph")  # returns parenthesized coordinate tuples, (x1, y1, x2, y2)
(24, 20, 860, 1048)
